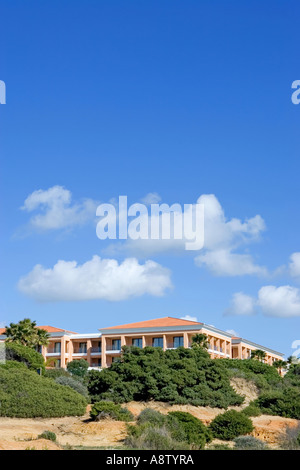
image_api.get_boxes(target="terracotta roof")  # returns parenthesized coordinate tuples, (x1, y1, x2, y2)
(101, 316, 202, 330)
(0, 325, 76, 335)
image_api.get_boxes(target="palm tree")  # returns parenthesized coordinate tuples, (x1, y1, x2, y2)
(273, 359, 287, 375)
(250, 349, 266, 362)
(191, 333, 209, 350)
(5, 318, 50, 349)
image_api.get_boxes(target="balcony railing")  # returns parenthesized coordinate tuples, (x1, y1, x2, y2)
(91, 347, 102, 353)
(46, 347, 61, 354)
(73, 348, 87, 354)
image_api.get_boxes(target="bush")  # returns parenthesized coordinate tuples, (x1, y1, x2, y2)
(125, 425, 189, 450)
(222, 359, 281, 392)
(4, 342, 45, 373)
(38, 431, 57, 442)
(255, 388, 300, 419)
(168, 411, 212, 449)
(234, 436, 267, 450)
(209, 410, 254, 441)
(67, 359, 89, 378)
(87, 347, 243, 408)
(90, 401, 133, 422)
(0, 360, 27, 370)
(44, 368, 71, 380)
(241, 403, 261, 417)
(0, 367, 87, 417)
(55, 376, 89, 399)
(137, 408, 167, 427)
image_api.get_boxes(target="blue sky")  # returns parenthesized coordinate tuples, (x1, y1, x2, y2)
(0, 0, 300, 357)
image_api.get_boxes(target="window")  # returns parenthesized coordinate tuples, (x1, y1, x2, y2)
(152, 337, 163, 348)
(112, 339, 121, 351)
(132, 338, 143, 348)
(79, 342, 87, 353)
(56, 359, 61, 368)
(173, 336, 183, 348)
(54, 342, 61, 353)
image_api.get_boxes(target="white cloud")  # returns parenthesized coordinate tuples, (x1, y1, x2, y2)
(140, 192, 162, 205)
(180, 315, 198, 322)
(289, 253, 300, 279)
(18, 256, 172, 302)
(224, 292, 257, 316)
(226, 329, 239, 337)
(106, 194, 266, 278)
(258, 285, 300, 317)
(22, 186, 98, 231)
(196, 249, 267, 277)
(194, 194, 266, 277)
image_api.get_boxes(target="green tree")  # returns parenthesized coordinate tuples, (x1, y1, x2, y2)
(191, 333, 209, 350)
(5, 318, 50, 349)
(273, 360, 287, 375)
(67, 359, 89, 378)
(250, 349, 266, 362)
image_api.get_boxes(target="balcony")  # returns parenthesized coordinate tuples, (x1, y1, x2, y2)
(73, 348, 87, 355)
(91, 347, 102, 354)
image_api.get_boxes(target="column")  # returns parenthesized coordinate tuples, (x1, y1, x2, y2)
(183, 332, 189, 348)
(61, 337, 66, 368)
(87, 339, 92, 366)
(163, 334, 167, 351)
(101, 336, 107, 368)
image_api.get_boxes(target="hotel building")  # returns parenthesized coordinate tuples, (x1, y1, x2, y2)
(0, 316, 284, 368)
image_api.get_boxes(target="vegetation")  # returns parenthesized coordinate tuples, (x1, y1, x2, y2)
(87, 346, 244, 408)
(209, 410, 254, 440)
(241, 402, 261, 417)
(4, 319, 50, 349)
(254, 388, 300, 419)
(90, 401, 133, 421)
(38, 431, 57, 442)
(5, 342, 45, 373)
(233, 436, 268, 450)
(67, 359, 89, 378)
(125, 409, 212, 450)
(55, 376, 89, 399)
(250, 349, 266, 362)
(191, 333, 209, 349)
(44, 368, 71, 379)
(0, 367, 87, 417)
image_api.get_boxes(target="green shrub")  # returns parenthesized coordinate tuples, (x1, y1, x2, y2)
(207, 444, 231, 450)
(38, 431, 57, 442)
(0, 367, 87, 417)
(87, 347, 243, 408)
(5, 342, 45, 373)
(125, 425, 189, 450)
(0, 360, 27, 370)
(241, 403, 261, 417)
(67, 359, 89, 378)
(209, 410, 254, 440)
(234, 436, 267, 450)
(222, 359, 281, 392)
(137, 408, 167, 427)
(55, 376, 89, 399)
(255, 388, 300, 419)
(90, 401, 133, 421)
(44, 368, 71, 380)
(168, 411, 212, 449)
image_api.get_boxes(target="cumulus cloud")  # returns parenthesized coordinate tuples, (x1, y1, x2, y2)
(21, 186, 98, 231)
(195, 250, 267, 277)
(18, 256, 172, 302)
(258, 285, 300, 317)
(226, 329, 240, 337)
(289, 252, 300, 279)
(225, 285, 300, 318)
(106, 194, 266, 277)
(224, 292, 257, 316)
(180, 315, 198, 322)
(140, 192, 162, 205)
